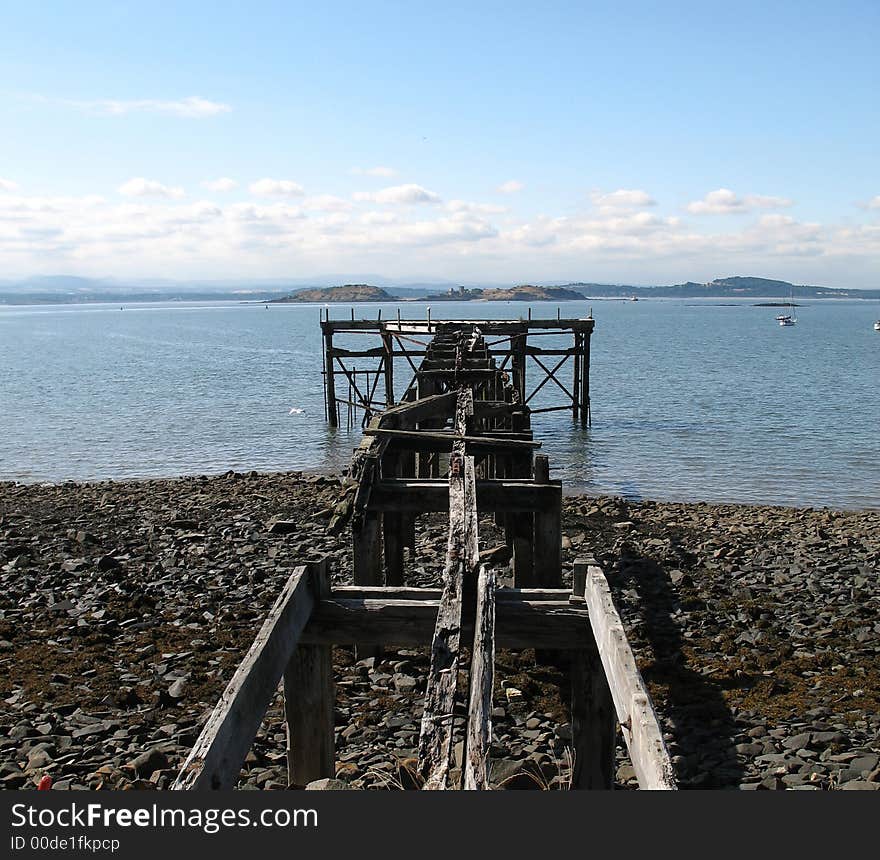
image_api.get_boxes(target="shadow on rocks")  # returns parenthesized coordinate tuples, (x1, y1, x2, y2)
(613, 546, 744, 789)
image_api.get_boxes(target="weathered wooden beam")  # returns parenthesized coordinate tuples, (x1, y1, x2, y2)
(301, 597, 590, 649)
(581, 563, 677, 790)
(363, 427, 541, 452)
(285, 560, 334, 787)
(367, 478, 561, 513)
(525, 352, 574, 404)
(322, 318, 595, 333)
(464, 565, 495, 790)
(381, 391, 456, 426)
(418, 388, 477, 790)
(329, 346, 386, 358)
(328, 585, 572, 601)
(173, 566, 315, 790)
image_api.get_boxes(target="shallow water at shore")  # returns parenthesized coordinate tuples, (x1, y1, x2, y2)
(1, 297, 878, 508)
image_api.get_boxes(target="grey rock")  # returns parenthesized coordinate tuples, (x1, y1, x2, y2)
(305, 778, 351, 790)
(128, 748, 169, 777)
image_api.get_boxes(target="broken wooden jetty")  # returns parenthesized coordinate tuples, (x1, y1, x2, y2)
(319, 311, 594, 429)
(174, 318, 676, 791)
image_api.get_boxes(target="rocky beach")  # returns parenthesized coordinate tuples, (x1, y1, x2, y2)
(1, 472, 877, 791)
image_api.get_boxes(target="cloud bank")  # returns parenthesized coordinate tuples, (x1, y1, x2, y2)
(1, 180, 877, 286)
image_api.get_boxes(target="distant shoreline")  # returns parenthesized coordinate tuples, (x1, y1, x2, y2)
(3, 294, 880, 308)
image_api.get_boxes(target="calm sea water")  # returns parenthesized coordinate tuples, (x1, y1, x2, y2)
(1, 298, 878, 509)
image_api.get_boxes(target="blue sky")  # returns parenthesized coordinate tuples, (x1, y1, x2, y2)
(1, 1, 878, 286)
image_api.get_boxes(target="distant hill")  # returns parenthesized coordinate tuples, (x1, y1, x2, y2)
(2, 274, 878, 305)
(270, 284, 397, 303)
(562, 276, 880, 300)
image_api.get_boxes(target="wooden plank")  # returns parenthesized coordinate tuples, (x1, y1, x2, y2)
(173, 566, 315, 790)
(582, 565, 677, 790)
(418, 388, 478, 790)
(301, 597, 590, 649)
(329, 585, 571, 602)
(464, 565, 495, 790)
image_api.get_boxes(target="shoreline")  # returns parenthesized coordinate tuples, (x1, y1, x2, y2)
(1, 472, 877, 790)
(2, 469, 878, 514)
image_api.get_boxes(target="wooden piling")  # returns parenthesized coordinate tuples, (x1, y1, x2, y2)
(285, 560, 334, 787)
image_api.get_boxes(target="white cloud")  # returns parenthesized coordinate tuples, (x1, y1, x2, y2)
(62, 96, 231, 118)
(591, 189, 656, 211)
(249, 178, 305, 197)
(302, 194, 353, 212)
(353, 183, 441, 205)
(118, 178, 184, 199)
(447, 199, 508, 215)
(497, 180, 524, 194)
(202, 177, 238, 192)
(0, 178, 19, 192)
(350, 166, 397, 178)
(687, 188, 793, 215)
(863, 195, 880, 210)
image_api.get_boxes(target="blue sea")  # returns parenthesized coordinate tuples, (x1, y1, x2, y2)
(1, 297, 878, 509)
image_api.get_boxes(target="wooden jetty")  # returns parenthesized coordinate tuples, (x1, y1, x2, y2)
(319, 312, 594, 429)
(173, 319, 676, 791)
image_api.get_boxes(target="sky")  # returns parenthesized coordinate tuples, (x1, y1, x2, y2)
(1, 0, 878, 287)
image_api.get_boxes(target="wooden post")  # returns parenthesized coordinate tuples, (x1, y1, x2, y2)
(353, 510, 382, 659)
(382, 332, 395, 408)
(506, 411, 533, 587)
(580, 328, 591, 427)
(572, 331, 581, 421)
(285, 560, 335, 787)
(570, 647, 616, 789)
(533, 454, 561, 588)
(324, 328, 338, 427)
(512, 329, 527, 403)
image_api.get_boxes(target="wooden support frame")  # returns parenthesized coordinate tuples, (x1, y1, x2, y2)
(173, 560, 676, 791)
(320, 316, 593, 428)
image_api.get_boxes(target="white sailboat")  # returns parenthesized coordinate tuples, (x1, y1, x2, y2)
(778, 286, 797, 326)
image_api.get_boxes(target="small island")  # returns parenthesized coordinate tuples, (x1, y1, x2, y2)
(433, 284, 587, 301)
(270, 284, 396, 303)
